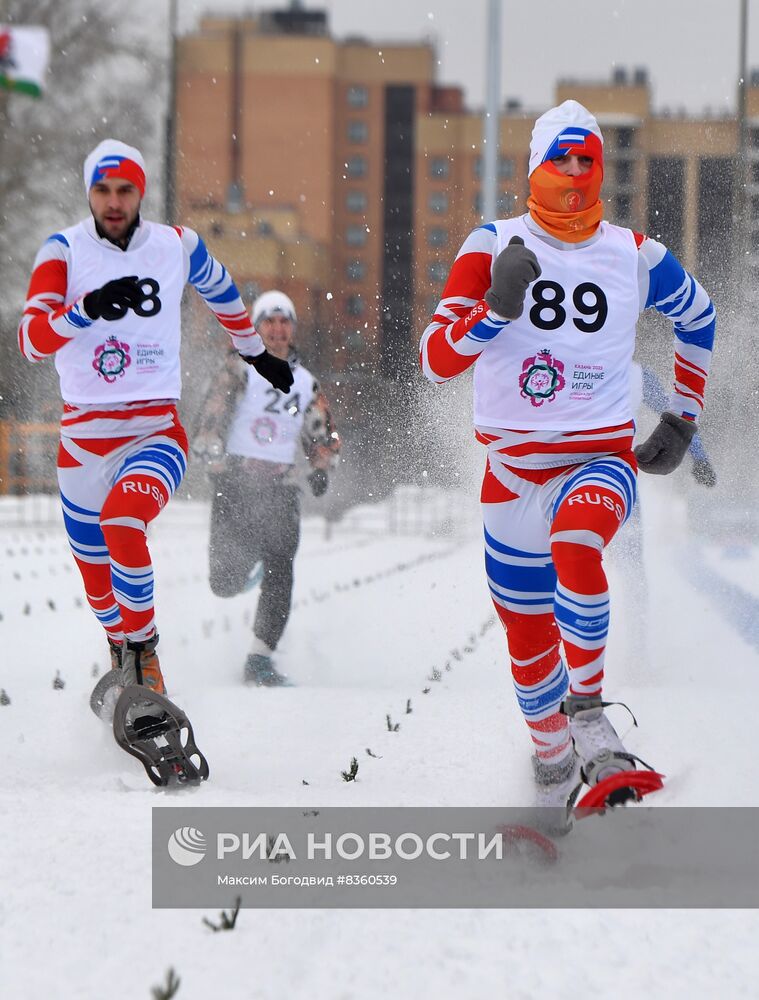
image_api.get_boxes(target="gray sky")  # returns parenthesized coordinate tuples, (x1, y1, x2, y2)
(177, 0, 758, 115)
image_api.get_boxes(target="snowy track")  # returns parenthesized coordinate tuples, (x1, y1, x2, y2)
(2, 483, 759, 999)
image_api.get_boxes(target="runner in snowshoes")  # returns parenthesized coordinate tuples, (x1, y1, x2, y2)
(19, 139, 292, 784)
(419, 100, 715, 817)
(194, 290, 341, 687)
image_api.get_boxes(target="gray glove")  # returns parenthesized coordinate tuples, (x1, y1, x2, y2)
(635, 412, 697, 475)
(484, 235, 542, 320)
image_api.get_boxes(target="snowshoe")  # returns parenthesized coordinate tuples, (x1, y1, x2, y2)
(90, 668, 124, 722)
(496, 822, 559, 863)
(92, 634, 166, 723)
(561, 695, 664, 813)
(112, 686, 209, 787)
(575, 768, 664, 812)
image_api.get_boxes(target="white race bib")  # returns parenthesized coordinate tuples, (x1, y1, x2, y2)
(56, 221, 185, 404)
(473, 218, 640, 430)
(225, 363, 316, 464)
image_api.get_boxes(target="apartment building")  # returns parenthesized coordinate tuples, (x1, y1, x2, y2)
(175, 11, 751, 381)
(176, 7, 435, 376)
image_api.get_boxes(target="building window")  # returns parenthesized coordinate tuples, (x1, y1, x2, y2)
(617, 127, 635, 149)
(474, 191, 515, 216)
(346, 327, 366, 350)
(616, 194, 632, 220)
(346, 190, 368, 212)
(346, 294, 365, 316)
(499, 157, 515, 179)
(647, 156, 685, 259)
(427, 262, 448, 282)
(474, 155, 515, 180)
(346, 224, 368, 247)
(429, 157, 450, 179)
(497, 191, 516, 214)
(616, 159, 634, 186)
(347, 86, 368, 108)
(427, 227, 448, 248)
(346, 260, 366, 281)
(347, 120, 368, 144)
(346, 156, 367, 179)
(697, 157, 735, 280)
(428, 191, 448, 214)
(243, 281, 260, 303)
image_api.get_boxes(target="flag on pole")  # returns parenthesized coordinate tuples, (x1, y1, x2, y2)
(0, 26, 51, 98)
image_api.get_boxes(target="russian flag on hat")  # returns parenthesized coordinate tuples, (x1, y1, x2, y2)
(528, 100, 603, 176)
(83, 139, 146, 197)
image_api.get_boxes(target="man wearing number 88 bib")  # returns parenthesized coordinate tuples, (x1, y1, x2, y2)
(420, 101, 715, 816)
(18, 139, 294, 727)
(194, 290, 341, 687)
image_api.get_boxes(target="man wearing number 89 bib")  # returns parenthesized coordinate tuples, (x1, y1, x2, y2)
(18, 139, 294, 725)
(420, 101, 715, 815)
(194, 290, 341, 687)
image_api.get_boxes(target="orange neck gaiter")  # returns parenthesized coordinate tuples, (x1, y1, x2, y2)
(527, 160, 604, 243)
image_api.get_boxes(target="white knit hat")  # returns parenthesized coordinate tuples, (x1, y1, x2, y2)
(528, 100, 603, 176)
(252, 290, 297, 325)
(83, 139, 146, 195)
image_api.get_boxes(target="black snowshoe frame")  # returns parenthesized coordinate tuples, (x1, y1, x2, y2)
(112, 686, 209, 787)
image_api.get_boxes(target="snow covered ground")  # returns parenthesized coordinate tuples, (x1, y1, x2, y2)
(2, 478, 759, 999)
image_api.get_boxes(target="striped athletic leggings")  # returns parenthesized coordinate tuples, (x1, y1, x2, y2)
(481, 450, 637, 765)
(57, 424, 188, 642)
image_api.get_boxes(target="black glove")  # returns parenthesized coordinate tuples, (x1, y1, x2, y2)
(82, 276, 143, 321)
(635, 412, 697, 475)
(240, 349, 294, 393)
(307, 468, 328, 497)
(484, 236, 542, 320)
(691, 457, 717, 488)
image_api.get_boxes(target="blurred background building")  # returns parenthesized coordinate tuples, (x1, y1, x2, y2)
(175, 7, 759, 385)
(1, 1, 756, 498)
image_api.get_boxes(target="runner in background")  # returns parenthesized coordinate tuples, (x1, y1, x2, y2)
(194, 290, 340, 686)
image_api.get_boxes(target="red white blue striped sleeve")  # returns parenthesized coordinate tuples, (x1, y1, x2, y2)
(175, 226, 264, 357)
(419, 223, 507, 383)
(18, 234, 93, 362)
(19, 224, 266, 364)
(636, 234, 715, 422)
(421, 224, 716, 424)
